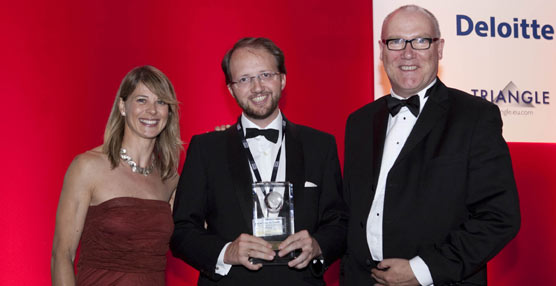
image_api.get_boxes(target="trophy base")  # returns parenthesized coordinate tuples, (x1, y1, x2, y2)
(249, 248, 301, 266)
(269, 240, 281, 251)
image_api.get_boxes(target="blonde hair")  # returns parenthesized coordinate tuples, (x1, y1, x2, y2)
(103, 65, 182, 181)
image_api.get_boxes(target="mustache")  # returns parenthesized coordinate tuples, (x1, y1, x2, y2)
(249, 91, 272, 97)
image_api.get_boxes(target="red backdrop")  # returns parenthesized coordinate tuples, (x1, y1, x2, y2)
(1, 1, 554, 285)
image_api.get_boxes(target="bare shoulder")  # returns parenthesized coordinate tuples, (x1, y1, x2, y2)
(58, 146, 111, 209)
(80, 146, 107, 164)
(66, 146, 110, 183)
(167, 171, 180, 189)
(164, 172, 180, 200)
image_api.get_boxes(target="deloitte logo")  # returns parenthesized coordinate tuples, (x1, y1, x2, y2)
(456, 15, 554, 40)
(470, 82, 550, 107)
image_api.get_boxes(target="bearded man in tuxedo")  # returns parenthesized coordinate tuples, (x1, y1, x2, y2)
(171, 37, 347, 286)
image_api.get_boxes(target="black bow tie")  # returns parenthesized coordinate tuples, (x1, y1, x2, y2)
(385, 95, 420, 117)
(245, 128, 279, 143)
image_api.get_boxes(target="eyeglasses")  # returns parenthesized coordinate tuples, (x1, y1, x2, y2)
(381, 37, 439, 51)
(231, 72, 281, 88)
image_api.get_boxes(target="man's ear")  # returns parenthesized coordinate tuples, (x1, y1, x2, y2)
(379, 40, 384, 62)
(227, 85, 236, 99)
(280, 74, 286, 91)
(437, 38, 445, 60)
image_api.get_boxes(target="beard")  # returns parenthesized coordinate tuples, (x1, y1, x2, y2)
(235, 91, 281, 120)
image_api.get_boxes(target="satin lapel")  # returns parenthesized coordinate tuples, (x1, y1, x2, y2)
(371, 99, 390, 191)
(394, 80, 450, 166)
(227, 123, 254, 232)
(284, 119, 305, 228)
(353, 99, 390, 220)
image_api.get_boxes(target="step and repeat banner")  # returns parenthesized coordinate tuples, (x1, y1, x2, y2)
(373, 0, 555, 143)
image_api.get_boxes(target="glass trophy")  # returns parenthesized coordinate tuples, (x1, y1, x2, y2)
(250, 181, 297, 265)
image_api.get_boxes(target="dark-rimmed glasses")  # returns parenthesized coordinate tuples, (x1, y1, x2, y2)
(381, 38, 439, 51)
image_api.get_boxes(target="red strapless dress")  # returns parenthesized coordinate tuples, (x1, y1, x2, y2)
(76, 197, 173, 286)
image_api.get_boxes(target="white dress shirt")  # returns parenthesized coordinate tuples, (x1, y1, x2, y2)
(215, 111, 286, 276)
(366, 80, 435, 286)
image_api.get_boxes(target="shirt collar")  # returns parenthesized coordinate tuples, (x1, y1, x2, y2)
(390, 78, 436, 114)
(241, 110, 283, 138)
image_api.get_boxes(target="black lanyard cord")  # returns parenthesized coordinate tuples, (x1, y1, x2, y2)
(237, 117, 286, 195)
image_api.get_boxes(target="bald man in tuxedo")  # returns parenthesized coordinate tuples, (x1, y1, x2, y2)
(341, 5, 520, 286)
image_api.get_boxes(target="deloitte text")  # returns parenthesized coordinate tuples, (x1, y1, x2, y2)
(457, 15, 554, 40)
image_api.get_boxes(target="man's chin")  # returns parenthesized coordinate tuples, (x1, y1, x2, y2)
(393, 84, 422, 97)
(244, 105, 279, 120)
(245, 110, 274, 120)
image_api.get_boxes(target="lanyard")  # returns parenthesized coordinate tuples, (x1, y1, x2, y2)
(237, 117, 286, 194)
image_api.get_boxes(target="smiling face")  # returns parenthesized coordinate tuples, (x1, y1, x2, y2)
(119, 83, 169, 140)
(227, 47, 286, 127)
(380, 8, 444, 98)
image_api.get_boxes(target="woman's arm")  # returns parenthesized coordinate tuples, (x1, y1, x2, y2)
(51, 154, 94, 286)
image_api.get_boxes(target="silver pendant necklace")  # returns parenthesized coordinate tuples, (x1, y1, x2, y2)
(119, 148, 154, 176)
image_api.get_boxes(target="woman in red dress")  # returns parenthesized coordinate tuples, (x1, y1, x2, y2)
(51, 66, 182, 285)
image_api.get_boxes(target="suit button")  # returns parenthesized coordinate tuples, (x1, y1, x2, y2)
(365, 257, 372, 266)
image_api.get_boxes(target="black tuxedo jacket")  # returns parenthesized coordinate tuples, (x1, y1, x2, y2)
(341, 80, 520, 285)
(171, 118, 348, 286)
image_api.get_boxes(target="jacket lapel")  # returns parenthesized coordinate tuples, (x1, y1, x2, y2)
(354, 99, 389, 224)
(227, 122, 255, 232)
(371, 99, 390, 192)
(284, 119, 305, 227)
(394, 80, 450, 166)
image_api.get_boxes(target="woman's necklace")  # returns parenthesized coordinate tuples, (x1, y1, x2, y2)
(119, 148, 154, 176)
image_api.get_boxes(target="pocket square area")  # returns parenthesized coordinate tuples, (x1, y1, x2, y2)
(304, 181, 317, 187)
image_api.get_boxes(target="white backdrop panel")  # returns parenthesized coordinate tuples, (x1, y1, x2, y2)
(373, 1, 556, 142)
